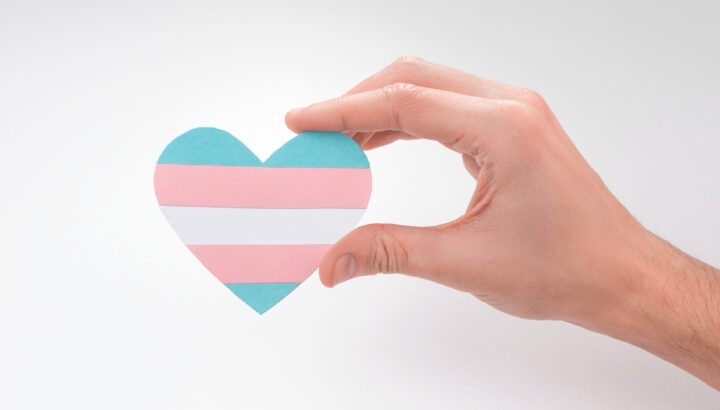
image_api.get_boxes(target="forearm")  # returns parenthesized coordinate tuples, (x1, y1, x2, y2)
(576, 231, 720, 389)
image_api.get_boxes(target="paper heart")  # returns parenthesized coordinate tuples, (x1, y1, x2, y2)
(154, 128, 371, 314)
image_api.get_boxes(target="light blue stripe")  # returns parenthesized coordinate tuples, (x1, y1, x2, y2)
(225, 283, 301, 314)
(157, 128, 262, 166)
(265, 131, 369, 168)
(157, 128, 368, 168)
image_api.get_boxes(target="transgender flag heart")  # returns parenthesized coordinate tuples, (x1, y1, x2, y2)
(154, 128, 371, 314)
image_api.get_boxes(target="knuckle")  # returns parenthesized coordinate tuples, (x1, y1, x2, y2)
(380, 82, 423, 104)
(392, 54, 426, 69)
(379, 83, 424, 128)
(369, 227, 408, 274)
(518, 88, 552, 116)
(501, 100, 545, 136)
(520, 88, 545, 106)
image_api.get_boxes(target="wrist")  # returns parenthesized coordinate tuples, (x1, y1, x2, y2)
(571, 228, 720, 389)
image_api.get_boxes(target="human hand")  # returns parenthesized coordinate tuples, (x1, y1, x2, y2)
(285, 56, 720, 388)
(286, 56, 646, 323)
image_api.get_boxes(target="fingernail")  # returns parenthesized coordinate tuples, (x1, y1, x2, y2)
(287, 107, 303, 115)
(333, 254, 355, 285)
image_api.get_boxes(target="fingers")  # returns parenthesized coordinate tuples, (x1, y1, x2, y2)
(318, 223, 446, 287)
(343, 130, 417, 150)
(344, 55, 523, 100)
(361, 130, 412, 150)
(286, 83, 510, 155)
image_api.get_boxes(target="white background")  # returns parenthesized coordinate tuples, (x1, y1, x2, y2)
(1, 0, 719, 408)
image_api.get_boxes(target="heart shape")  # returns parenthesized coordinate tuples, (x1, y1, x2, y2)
(154, 128, 371, 314)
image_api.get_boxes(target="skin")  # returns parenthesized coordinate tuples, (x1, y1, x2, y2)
(285, 56, 720, 390)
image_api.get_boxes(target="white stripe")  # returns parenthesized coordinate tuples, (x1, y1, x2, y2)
(160, 206, 366, 245)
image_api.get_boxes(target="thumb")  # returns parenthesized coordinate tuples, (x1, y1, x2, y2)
(318, 223, 444, 287)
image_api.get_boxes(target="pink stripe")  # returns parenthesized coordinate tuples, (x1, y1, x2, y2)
(154, 164, 371, 208)
(188, 244, 331, 283)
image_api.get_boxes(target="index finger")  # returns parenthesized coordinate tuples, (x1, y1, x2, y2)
(285, 83, 510, 155)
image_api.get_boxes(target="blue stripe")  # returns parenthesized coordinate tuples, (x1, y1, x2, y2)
(265, 131, 369, 168)
(157, 128, 368, 168)
(158, 128, 262, 166)
(225, 283, 301, 314)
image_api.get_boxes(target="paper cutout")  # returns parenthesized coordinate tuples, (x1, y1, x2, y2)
(155, 164, 371, 208)
(154, 128, 371, 314)
(224, 283, 301, 314)
(159, 206, 366, 244)
(187, 245, 331, 283)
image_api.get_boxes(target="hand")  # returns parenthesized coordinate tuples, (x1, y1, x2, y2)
(287, 55, 645, 321)
(285, 56, 720, 389)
